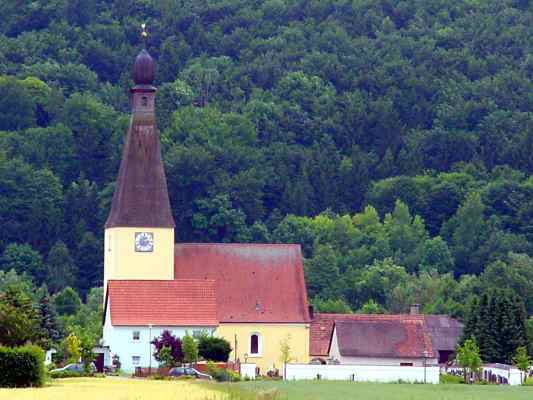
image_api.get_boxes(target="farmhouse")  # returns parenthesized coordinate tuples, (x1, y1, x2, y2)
(310, 313, 437, 367)
(102, 49, 311, 373)
(329, 319, 435, 366)
(310, 311, 461, 367)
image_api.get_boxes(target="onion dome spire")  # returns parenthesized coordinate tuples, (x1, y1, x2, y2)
(133, 49, 155, 85)
(133, 23, 155, 85)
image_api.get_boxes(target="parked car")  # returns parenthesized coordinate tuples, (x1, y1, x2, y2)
(51, 363, 96, 374)
(168, 367, 212, 380)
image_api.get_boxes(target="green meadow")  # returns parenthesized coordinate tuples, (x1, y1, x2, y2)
(226, 380, 533, 400)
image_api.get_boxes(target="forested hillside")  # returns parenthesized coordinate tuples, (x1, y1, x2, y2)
(0, 0, 532, 326)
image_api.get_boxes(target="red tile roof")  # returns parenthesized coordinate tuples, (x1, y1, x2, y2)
(310, 313, 434, 358)
(105, 279, 217, 326)
(424, 315, 462, 351)
(173, 243, 311, 323)
(334, 319, 434, 359)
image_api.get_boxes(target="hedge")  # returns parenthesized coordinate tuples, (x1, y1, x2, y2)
(0, 345, 45, 387)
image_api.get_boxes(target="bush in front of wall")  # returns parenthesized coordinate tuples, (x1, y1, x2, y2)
(205, 361, 241, 382)
(0, 345, 45, 387)
(198, 336, 232, 362)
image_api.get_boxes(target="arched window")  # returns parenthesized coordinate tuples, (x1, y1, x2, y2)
(250, 333, 261, 355)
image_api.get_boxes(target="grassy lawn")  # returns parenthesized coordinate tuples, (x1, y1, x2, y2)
(3, 378, 533, 400)
(0, 377, 224, 400)
(227, 380, 533, 400)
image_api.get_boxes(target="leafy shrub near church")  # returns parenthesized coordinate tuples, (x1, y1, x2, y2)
(198, 336, 232, 362)
(151, 330, 183, 367)
(0, 345, 45, 387)
(206, 361, 241, 382)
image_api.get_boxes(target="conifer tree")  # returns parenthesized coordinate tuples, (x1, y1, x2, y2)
(507, 294, 528, 362)
(461, 297, 480, 343)
(463, 289, 528, 363)
(76, 232, 102, 299)
(37, 291, 62, 349)
(46, 241, 77, 293)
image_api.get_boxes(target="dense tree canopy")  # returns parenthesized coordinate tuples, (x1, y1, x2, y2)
(0, 0, 532, 355)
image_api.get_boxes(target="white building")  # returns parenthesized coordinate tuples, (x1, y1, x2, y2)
(102, 279, 218, 373)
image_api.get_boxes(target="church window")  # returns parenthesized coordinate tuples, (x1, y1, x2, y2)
(132, 356, 140, 366)
(133, 331, 140, 341)
(250, 333, 261, 355)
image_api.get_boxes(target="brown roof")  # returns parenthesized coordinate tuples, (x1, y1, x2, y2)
(424, 315, 462, 352)
(333, 319, 434, 359)
(311, 313, 434, 358)
(105, 279, 217, 326)
(105, 51, 174, 229)
(173, 243, 311, 323)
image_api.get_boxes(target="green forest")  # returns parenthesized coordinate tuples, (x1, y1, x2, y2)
(0, 0, 533, 356)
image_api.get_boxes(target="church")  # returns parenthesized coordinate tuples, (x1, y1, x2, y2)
(102, 49, 311, 374)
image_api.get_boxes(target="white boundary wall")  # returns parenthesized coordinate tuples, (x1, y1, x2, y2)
(240, 363, 257, 380)
(285, 364, 439, 384)
(482, 366, 523, 386)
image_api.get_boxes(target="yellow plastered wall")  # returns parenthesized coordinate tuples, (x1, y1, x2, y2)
(216, 323, 310, 375)
(104, 227, 174, 291)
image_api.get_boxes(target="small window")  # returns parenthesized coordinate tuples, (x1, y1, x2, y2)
(132, 331, 140, 341)
(250, 333, 260, 355)
(141, 96, 148, 106)
(400, 362, 413, 367)
(132, 356, 141, 366)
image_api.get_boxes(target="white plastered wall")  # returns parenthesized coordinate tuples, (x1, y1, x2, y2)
(102, 301, 215, 372)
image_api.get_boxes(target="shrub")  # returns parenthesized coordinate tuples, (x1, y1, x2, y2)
(198, 336, 232, 362)
(440, 374, 465, 384)
(0, 345, 45, 387)
(151, 330, 183, 367)
(206, 361, 241, 382)
(524, 377, 533, 386)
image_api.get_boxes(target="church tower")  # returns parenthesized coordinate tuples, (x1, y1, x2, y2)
(104, 49, 175, 291)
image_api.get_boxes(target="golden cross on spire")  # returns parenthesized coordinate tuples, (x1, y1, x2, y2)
(141, 23, 148, 48)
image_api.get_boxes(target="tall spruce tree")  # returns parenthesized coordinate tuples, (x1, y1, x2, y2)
(37, 291, 62, 349)
(463, 289, 528, 363)
(45, 241, 77, 293)
(507, 294, 528, 362)
(461, 296, 480, 343)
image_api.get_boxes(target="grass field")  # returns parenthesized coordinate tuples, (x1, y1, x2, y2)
(229, 380, 533, 400)
(3, 378, 533, 400)
(0, 377, 224, 400)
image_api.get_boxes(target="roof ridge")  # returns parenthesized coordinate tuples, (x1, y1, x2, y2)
(109, 279, 216, 282)
(317, 313, 425, 319)
(174, 242, 300, 247)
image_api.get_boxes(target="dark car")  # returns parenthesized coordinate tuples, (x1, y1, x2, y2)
(169, 367, 212, 380)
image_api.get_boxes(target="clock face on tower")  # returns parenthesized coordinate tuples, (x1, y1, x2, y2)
(135, 232, 154, 252)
